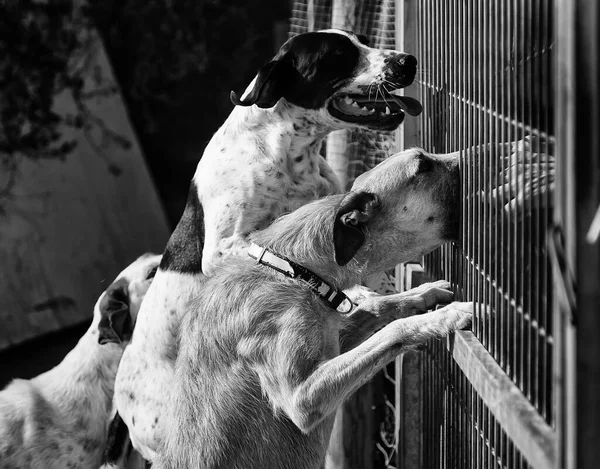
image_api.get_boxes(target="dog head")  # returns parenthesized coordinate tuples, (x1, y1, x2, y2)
(252, 149, 460, 284)
(230, 29, 422, 131)
(97, 253, 162, 345)
(338, 149, 460, 269)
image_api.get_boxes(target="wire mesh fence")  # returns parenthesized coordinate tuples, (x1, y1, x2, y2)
(423, 339, 534, 469)
(414, 0, 556, 467)
(289, 1, 557, 467)
(417, 0, 555, 419)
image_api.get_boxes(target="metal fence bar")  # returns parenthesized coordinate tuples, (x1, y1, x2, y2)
(403, 0, 557, 466)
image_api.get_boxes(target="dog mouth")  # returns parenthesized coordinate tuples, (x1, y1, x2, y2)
(328, 91, 423, 129)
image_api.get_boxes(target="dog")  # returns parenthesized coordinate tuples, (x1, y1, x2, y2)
(111, 28, 424, 463)
(153, 147, 472, 469)
(0, 254, 161, 469)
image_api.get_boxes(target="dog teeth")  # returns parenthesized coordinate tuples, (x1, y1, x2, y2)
(385, 106, 391, 115)
(351, 101, 360, 108)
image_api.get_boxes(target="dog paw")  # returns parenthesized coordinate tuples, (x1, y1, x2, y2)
(434, 301, 473, 332)
(389, 301, 473, 348)
(402, 280, 454, 314)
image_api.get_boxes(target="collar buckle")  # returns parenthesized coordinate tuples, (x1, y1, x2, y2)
(336, 297, 355, 314)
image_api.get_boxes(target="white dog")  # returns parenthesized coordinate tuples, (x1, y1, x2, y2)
(0, 254, 160, 469)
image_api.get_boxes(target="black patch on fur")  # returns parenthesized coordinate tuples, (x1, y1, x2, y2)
(231, 31, 360, 109)
(98, 279, 131, 345)
(333, 191, 380, 266)
(101, 413, 129, 465)
(160, 180, 205, 274)
(146, 265, 158, 280)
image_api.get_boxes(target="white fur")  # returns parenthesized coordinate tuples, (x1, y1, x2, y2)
(114, 29, 416, 462)
(0, 254, 160, 469)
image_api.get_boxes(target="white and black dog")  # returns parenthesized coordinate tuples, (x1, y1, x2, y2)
(106, 29, 423, 466)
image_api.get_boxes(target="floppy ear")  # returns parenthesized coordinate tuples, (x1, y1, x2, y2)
(98, 278, 132, 345)
(333, 191, 380, 266)
(230, 60, 295, 109)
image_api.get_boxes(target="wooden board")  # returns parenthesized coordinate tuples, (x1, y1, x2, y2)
(0, 37, 171, 351)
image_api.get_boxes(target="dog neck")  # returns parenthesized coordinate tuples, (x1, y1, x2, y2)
(50, 319, 123, 390)
(222, 101, 339, 161)
(247, 243, 353, 313)
(250, 195, 366, 291)
(31, 320, 122, 438)
(160, 100, 344, 276)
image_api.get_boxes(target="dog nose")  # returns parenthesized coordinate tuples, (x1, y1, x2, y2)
(390, 54, 417, 73)
(398, 54, 417, 68)
(385, 54, 417, 86)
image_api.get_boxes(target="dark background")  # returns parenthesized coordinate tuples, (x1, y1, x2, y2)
(0, 0, 291, 387)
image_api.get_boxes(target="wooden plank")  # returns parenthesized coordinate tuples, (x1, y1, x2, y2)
(0, 35, 170, 351)
(448, 330, 557, 469)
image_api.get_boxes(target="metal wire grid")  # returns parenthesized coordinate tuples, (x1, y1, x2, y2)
(289, 0, 397, 49)
(414, 0, 555, 464)
(423, 339, 533, 469)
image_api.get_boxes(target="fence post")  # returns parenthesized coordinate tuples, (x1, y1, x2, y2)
(394, 2, 424, 468)
(326, 0, 356, 191)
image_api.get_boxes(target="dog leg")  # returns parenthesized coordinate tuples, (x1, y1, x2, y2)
(281, 302, 471, 433)
(340, 280, 455, 352)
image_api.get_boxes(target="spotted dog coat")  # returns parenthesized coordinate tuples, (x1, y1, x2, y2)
(154, 148, 472, 469)
(0, 254, 160, 469)
(113, 29, 422, 463)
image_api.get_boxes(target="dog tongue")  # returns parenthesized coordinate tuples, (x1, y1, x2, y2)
(393, 96, 423, 116)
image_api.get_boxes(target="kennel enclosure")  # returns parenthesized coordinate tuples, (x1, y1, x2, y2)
(290, 1, 599, 468)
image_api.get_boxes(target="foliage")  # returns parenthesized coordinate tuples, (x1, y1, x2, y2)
(0, 0, 94, 194)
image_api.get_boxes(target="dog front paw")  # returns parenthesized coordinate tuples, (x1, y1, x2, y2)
(401, 280, 455, 316)
(434, 301, 473, 332)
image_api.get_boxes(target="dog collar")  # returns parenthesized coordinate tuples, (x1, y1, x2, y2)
(248, 243, 354, 314)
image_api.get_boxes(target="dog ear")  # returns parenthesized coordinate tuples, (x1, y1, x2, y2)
(230, 60, 295, 109)
(333, 191, 380, 266)
(98, 278, 132, 345)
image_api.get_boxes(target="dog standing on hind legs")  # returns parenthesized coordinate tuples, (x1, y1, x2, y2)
(110, 28, 426, 465)
(154, 148, 472, 469)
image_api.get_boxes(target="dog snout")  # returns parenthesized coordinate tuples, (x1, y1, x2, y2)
(384, 53, 417, 87)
